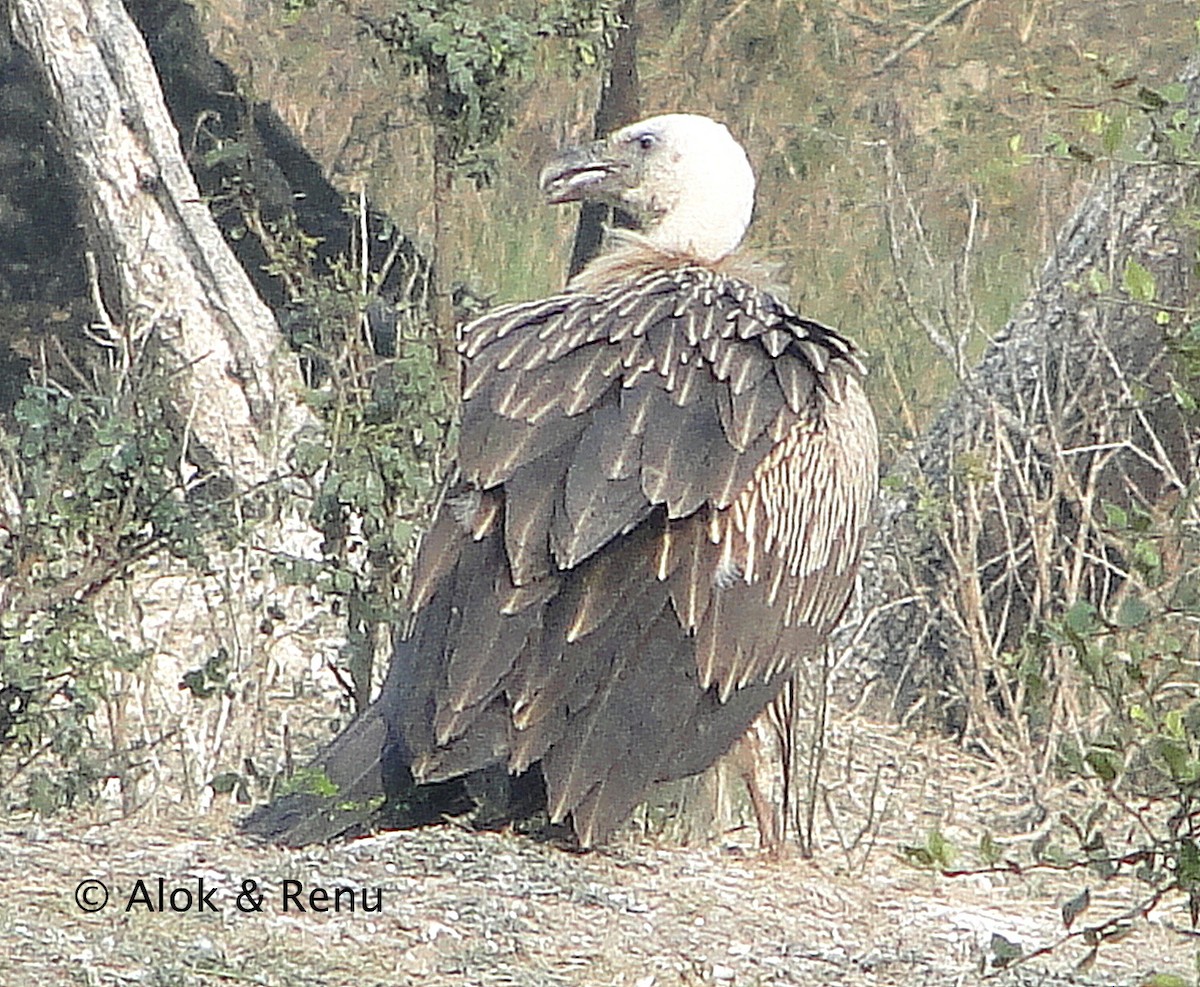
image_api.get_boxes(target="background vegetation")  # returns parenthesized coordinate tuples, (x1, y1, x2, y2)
(2, 1, 1200, 972)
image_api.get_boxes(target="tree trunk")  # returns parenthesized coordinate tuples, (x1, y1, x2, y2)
(3, 0, 326, 819)
(567, 0, 640, 280)
(8, 0, 316, 487)
(842, 57, 1200, 747)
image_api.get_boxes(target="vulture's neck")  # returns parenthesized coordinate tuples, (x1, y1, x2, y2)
(568, 232, 776, 296)
(568, 235, 699, 292)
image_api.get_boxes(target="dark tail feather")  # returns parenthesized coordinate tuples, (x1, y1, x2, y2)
(240, 701, 392, 846)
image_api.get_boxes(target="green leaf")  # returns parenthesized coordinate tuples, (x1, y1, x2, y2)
(1101, 114, 1127, 154)
(1183, 702, 1200, 738)
(203, 141, 250, 168)
(1085, 748, 1120, 782)
(1086, 266, 1111, 294)
(1178, 839, 1200, 888)
(926, 828, 955, 867)
(1121, 259, 1156, 302)
(13, 396, 51, 427)
(391, 519, 413, 546)
(1133, 539, 1161, 572)
(1062, 887, 1090, 929)
(181, 667, 216, 699)
(1046, 133, 1069, 157)
(1102, 502, 1128, 529)
(1138, 86, 1169, 110)
(284, 765, 340, 798)
(1171, 380, 1197, 411)
(1065, 600, 1099, 636)
(79, 447, 108, 474)
(989, 933, 1022, 967)
(1114, 595, 1149, 628)
(1157, 738, 1198, 782)
(209, 772, 242, 795)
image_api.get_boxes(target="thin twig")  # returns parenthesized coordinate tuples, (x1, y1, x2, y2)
(874, 0, 985, 75)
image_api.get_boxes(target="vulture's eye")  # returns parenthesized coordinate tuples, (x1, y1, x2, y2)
(635, 133, 656, 151)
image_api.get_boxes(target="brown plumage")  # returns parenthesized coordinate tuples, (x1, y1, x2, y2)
(243, 113, 878, 848)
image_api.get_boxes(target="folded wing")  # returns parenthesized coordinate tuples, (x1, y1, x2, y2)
(395, 258, 878, 845)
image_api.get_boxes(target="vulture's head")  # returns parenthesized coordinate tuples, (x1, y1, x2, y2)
(540, 113, 755, 264)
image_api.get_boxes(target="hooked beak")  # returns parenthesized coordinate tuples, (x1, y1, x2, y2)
(538, 141, 625, 205)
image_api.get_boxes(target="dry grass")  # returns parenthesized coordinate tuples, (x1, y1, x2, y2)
(3, 716, 1195, 987)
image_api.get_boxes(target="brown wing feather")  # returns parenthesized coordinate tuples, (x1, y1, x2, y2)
(391, 259, 876, 845)
(685, 374, 877, 701)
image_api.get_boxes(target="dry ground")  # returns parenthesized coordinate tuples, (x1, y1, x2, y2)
(0, 723, 1195, 987)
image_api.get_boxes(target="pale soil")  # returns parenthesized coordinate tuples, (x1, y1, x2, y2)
(0, 723, 1193, 987)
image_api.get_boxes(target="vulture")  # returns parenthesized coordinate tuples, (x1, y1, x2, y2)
(244, 113, 879, 848)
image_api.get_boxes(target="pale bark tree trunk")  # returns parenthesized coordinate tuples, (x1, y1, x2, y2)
(4, 0, 325, 817)
(8, 0, 316, 487)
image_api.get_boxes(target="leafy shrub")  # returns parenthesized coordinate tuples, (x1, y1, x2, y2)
(1042, 491, 1200, 945)
(364, 0, 623, 185)
(0, 366, 211, 813)
(252, 209, 455, 709)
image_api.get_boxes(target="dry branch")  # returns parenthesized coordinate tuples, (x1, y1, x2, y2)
(873, 0, 985, 76)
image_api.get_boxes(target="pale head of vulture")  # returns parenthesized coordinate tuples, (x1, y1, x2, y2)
(540, 113, 755, 264)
